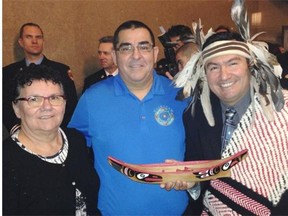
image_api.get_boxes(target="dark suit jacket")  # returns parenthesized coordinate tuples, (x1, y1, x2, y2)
(82, 68, 107, 93)
(184, 92, 223, 162)
(183, 92, 223, 215)
(2, 56, 78, 132)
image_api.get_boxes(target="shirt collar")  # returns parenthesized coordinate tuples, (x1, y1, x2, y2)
(25, 55, 44, 66)
(105, 68, 118, 77)
(221, 89, 251, 124)
(114, 70, 165, 100)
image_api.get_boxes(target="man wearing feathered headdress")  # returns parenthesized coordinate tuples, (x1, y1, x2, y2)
(161, 0, 288, 215)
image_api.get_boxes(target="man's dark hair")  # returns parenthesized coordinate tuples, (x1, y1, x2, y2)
(202, 31, 245, 50)
(19, 22, 43, 38)
(113, 20, 155, 49)
(99, 36, 114, 44)
(167, 25, 192, 38)
(12, 64, 64, 100)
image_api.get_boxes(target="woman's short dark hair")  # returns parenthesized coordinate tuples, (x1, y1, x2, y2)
(12, 64, 64, 100)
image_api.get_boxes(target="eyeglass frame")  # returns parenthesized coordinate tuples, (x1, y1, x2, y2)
(13, 95, 66, 107)
(116, 41, 154, 55)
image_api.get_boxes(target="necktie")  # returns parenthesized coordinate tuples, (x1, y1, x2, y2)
(221, 108, 237, 152)
(28, 63, 36, 67)
(107, 75, 113, 78)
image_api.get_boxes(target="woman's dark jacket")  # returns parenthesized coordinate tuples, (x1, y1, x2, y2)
(3, 128, 100, 215)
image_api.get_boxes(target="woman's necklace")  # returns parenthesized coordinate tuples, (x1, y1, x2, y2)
(13, 128, 68, 164)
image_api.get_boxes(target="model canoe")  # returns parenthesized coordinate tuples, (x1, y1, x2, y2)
(108, 149, 248, 184)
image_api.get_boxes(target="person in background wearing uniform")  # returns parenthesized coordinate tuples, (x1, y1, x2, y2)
(3, 23, 78, 133)
(82, 35, 118, 93)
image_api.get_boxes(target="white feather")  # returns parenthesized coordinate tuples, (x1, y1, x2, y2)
(273, 64, 283, 78)
(173, 51, 202, 89)
(251, 71, 275, 122)
(202, 28, 214, 47)
(200, 78, 215, 126)
(247, 42, 271, 68)
(231, 0, 250, 40)
(251, 32, 266, 41)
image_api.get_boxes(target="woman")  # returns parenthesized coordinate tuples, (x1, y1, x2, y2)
(3, 64, 100, 215)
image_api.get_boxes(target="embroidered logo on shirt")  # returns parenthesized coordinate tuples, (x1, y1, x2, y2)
(154, 106, 174, 126)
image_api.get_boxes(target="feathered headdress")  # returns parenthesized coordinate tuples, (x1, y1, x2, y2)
(173, 19, 216, 126)
(173, 0, 284, 126)
(231, 0, 284, 121)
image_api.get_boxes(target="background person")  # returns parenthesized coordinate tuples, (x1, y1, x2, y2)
(156, 24, 193, 78)
(167, 24, 193, 51)
(3, 64, 100, 215)
(82, 35, 118, 93)
(68, 20, 189, 215)
(175, 42, 199, 72)
(165, 42, 199, 80)
(3, 22, 78, 133)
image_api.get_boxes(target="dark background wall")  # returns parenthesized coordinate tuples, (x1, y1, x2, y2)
(3, 0, 288, 95)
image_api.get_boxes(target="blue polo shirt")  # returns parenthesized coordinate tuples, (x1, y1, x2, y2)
(68, 71, 188, 215)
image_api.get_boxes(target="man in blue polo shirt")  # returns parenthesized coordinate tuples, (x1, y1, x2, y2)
(68, 20, 188, 215)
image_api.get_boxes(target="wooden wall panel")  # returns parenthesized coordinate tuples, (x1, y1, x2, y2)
(3, 0, 288, 94)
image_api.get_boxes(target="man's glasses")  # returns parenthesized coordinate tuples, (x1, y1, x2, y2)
(116, 42, 154, 55)
(14, 95, 66, 107)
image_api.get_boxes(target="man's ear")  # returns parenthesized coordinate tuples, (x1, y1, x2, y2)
(112, 50, 117, 65)
(153, 46, 159, 64)
(18, 38, 24, 48)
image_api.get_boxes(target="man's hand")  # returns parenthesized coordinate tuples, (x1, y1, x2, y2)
(165, 71, 174, 80)
(159, 159, 196, 191)
(160, 180, 196, 191)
